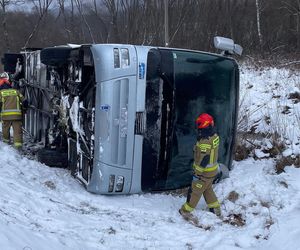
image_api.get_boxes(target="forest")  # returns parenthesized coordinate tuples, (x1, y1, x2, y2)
(0, 0, 300, 69)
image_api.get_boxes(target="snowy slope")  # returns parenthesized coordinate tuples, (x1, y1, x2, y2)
(239, 66, 300, 148)
(1, 143, 300, 250)
(0, 66, 300, 250)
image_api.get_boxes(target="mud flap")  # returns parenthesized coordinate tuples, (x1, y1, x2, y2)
(37, 148, 68, 168)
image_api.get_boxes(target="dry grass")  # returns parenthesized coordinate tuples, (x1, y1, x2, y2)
(279, 181, 288, 188)
(288, 92, 300, 104)
(163, 187, 189, 197)
(223, 213, 246, 227)
(275, 156, 300, 174)
(227, 191, 239, 203)
(44, 180, 56, 190)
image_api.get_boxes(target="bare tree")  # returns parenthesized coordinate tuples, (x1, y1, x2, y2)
(103, 0, 120, 43)
(281, 0, 300, 50)
(0, 0, 24, 51)
(23, 0, 53, 48)
(255, 0, 263, 49)
(168, 0, 191, 46)
(141, 0, 165, 45)
(57, 0, 71, 41)
(0, 0, 10, 51)
(88, 0, 109, 43)
(0, 0, 299, 60)
(75, 0, 95, 43)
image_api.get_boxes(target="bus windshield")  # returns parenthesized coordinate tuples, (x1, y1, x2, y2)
(142, 49, 239, 191)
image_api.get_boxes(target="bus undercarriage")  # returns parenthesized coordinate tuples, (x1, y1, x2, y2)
(20, 45, 96, 185)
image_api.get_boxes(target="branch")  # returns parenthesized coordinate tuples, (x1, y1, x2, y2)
(23, 0, 53, 48)
(169, 2, 189, 45)
(75, 0, 95, 43)
(278, 61, 300, 68)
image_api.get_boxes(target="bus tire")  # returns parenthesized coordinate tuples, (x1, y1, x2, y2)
(37, 148, 68, 168)
(40, 47, 72, 66)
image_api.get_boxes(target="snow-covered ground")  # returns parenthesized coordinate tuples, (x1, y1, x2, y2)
(239, 66, 300, 157)
(0, 65, 300, 250)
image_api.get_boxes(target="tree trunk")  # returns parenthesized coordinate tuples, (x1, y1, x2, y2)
(104, 0, 120, 43)
(23, 0, 53, 48)
(58, 0, 71, 42)
(92, 0, 108, 43)
(1, 0, 10, 52)
(255, 0, 263, 49)
(75, 0, 95, 43)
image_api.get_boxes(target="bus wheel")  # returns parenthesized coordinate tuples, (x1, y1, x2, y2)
(37, 148, 68, 168)
(40, 47, 71, 66)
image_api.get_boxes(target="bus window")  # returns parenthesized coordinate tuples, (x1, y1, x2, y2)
(142, 49, 239, 191)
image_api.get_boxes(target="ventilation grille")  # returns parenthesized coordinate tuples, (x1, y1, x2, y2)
(135, 112, 145, 135)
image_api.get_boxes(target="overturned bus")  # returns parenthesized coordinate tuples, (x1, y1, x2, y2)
(1, 37, 242, 194)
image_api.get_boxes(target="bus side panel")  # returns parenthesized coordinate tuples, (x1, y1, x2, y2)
(23, 51, 53, 143)
(129, 46, 149, 193)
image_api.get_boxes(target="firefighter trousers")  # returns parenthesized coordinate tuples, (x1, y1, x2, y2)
(2, 120, 23, 148)
(182, 176, 220, 212)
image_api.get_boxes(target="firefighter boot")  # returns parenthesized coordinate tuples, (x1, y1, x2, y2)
(179, 208, 199, 225)
(209, 207, 222, 217)
(179, 208, 189, 217)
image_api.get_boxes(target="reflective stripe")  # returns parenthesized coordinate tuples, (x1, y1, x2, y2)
(1, 89, 18, 96)
(17, 96, 20, 111)
(213, 136, 219, 148)
(193, 163, 218, 173)
(195, 183, 203, 189)
(1, 111, 22, 116)
(2, 109, 21, 112)
(14, 142, 22, 147)
(196, 142, 212, 152)
(197, 137, 219, 148)
(207, 201, 220, 208)
(3, 139, 10, 143)
(183, 202, 194, 212)
(210, 148, 215, 164)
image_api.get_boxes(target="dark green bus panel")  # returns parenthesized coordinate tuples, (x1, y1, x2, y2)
(142, 49, 239, 191)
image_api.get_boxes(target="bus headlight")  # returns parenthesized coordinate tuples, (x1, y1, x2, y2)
(121, 48, 129, 67)
(115, 176, 124, 192)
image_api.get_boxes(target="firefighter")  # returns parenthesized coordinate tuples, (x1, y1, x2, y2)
(179, 113, 221, 219)
(0, 72, 27, 150)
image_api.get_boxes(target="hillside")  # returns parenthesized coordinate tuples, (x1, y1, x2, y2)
(0, 65, 300, 250)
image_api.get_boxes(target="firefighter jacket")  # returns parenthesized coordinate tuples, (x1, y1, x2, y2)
(193, 133, 220, 178)
(0, 87, 24, 121)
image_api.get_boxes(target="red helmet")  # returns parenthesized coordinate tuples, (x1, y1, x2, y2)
(196, 113, 214, 129)
(0, 78, 10, 86)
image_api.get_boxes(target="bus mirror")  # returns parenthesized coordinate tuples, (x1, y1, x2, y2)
(214, 36, 243, 56)
(233, 44, 243, 56)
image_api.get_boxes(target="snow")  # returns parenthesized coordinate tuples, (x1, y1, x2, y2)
(254, 148, 270, 158)
(1, 65, 300, 249)
(69, 96, 81, 134)
(69, 96, 85, 154)
(239, 66, 300, 146)
(1, 143, 300, 250)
